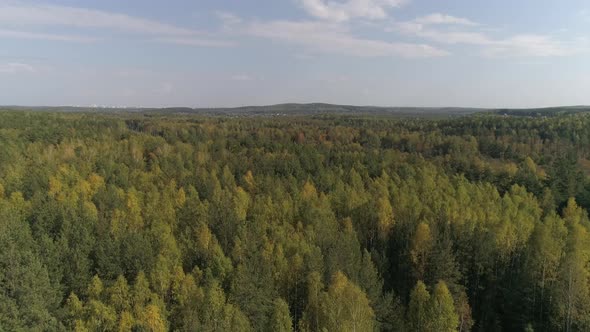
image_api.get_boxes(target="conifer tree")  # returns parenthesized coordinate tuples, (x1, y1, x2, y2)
(430, 281, 459, 332)
(408, 280, 431, 332)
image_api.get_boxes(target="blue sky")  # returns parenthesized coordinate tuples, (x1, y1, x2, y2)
(0, 0, 589, 108)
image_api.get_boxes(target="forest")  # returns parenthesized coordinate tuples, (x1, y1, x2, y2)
(1, 109, 590, 332)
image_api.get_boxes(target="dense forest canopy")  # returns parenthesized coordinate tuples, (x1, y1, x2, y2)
(1, 110, 590, 331)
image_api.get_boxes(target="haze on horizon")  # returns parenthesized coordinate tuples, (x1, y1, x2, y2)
(1, 0, 589, 108)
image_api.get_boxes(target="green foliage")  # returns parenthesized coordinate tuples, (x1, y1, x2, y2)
(0, 196, 59, 330)
(408, 281, 431, 332)
(430, 281, 459, 332)
(1, 111, 590, 331)
(268, 298, 293, 332)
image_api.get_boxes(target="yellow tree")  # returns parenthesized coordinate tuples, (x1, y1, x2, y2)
(319, 271, 375, 332)
(87, 275, 104, 300)
(411, 223, 433, 280)
(299, 272, 323, 332)
(429, 281, 459, 332)
(138, 304, 167, 332)
(108, 275, 131, 313)
(117, 311, 134, 332)
(267, 298, 293, 332)
(408, 280, 430, 332)
(554, 199, 590, 332)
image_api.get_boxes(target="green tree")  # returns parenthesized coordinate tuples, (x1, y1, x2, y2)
(430, 281, 459, 332)
(0, 197, 59, 330)
(408, 280, 430, 332)
(138, 304, 167, 332)
(300, 271, 324, 332)
(108, 275, 131, 313)
(553, 199, 590, 332)
(64, 292, 85, 329)
(268, 298, 293, 332)
(319, 271, 375, 332)
(132, 271, 152, 314)
(411, 223, 433, 280)
(85, 300, 117, 332)
(117, 310, 134, 332)
(87, 275, 104, 300)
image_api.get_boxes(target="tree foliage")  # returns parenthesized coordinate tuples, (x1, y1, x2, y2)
(0, 110, 590, 331)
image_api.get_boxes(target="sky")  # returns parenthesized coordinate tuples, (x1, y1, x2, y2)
(0, 0, 590, 108)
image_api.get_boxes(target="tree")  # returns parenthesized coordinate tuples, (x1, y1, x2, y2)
(0, 196, 59, 330)
(85, 300, 117, 332)
(87, 275, 104, 300)
(430, 281, 459, 332)
(455, 291, 474, 332)
(118, 310, 134, 332)
(201, 280, 252, 331)
(549, 151, 583, 207)
(108, 275, 131, 313)
(553, 199, 590, 332)
(268, 298, 293, 332)
(319, 271, 375, 332)
(376, 196, 394, 241)
(138, 304, 167, 332)
(525, 212, 567, 328)
(125, 189, 144, 231)
(6, 107, 590, 331)
(64, 292, 85, 329)
(132, 272, 152, 313)
(408, 280, 431, 332)
(300, 271, 323, 332)
(411, 223, 433, 280)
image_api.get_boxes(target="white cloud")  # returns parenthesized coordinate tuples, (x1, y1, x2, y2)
(231, 74, 255, 81)
(0, 2, 232, 47)
(0, 28, 95, 42)
(245, 20, 447, 57)
(0, 3, 195, 35)
(215, 12, 446, 57)
(394, 15, 586, 57)
(485, 35, 581, 57)
(395, 22, 491, 44)
(0, 62, 34, 73)
(157, 37, 235, 47)
(298, 0, 407, 22)
(216, 12, 243, 27)
(414, 13, 477, 26)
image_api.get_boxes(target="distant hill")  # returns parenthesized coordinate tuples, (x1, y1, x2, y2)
(493, 106, 590, 117)
(1, 103, 589, 117)
(151, 103, 487, 117)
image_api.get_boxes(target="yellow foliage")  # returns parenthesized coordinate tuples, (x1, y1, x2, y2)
(505, 162, 518, 177)
(196, 223, 212, 252)
(244, 170, 255, 189)
(88, 173, 105, 195)
(233, 186, 250, 222)
(176, 187, 186, 207)
(342, 217, 354, 234)
(73, 319, 89, 332)
(410, 223, 433, 279)
(140, 305, 167, 332)
(376, 197, 394, 239)
(48, 176, 63, 200)
(321, 271, 375, 332)
(87, 275, 104, 300)
(301, 181, 318, 201)
(126, 190, 144, 231)
(118, 311, 134, 332)
(110, 209, 125, 239)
